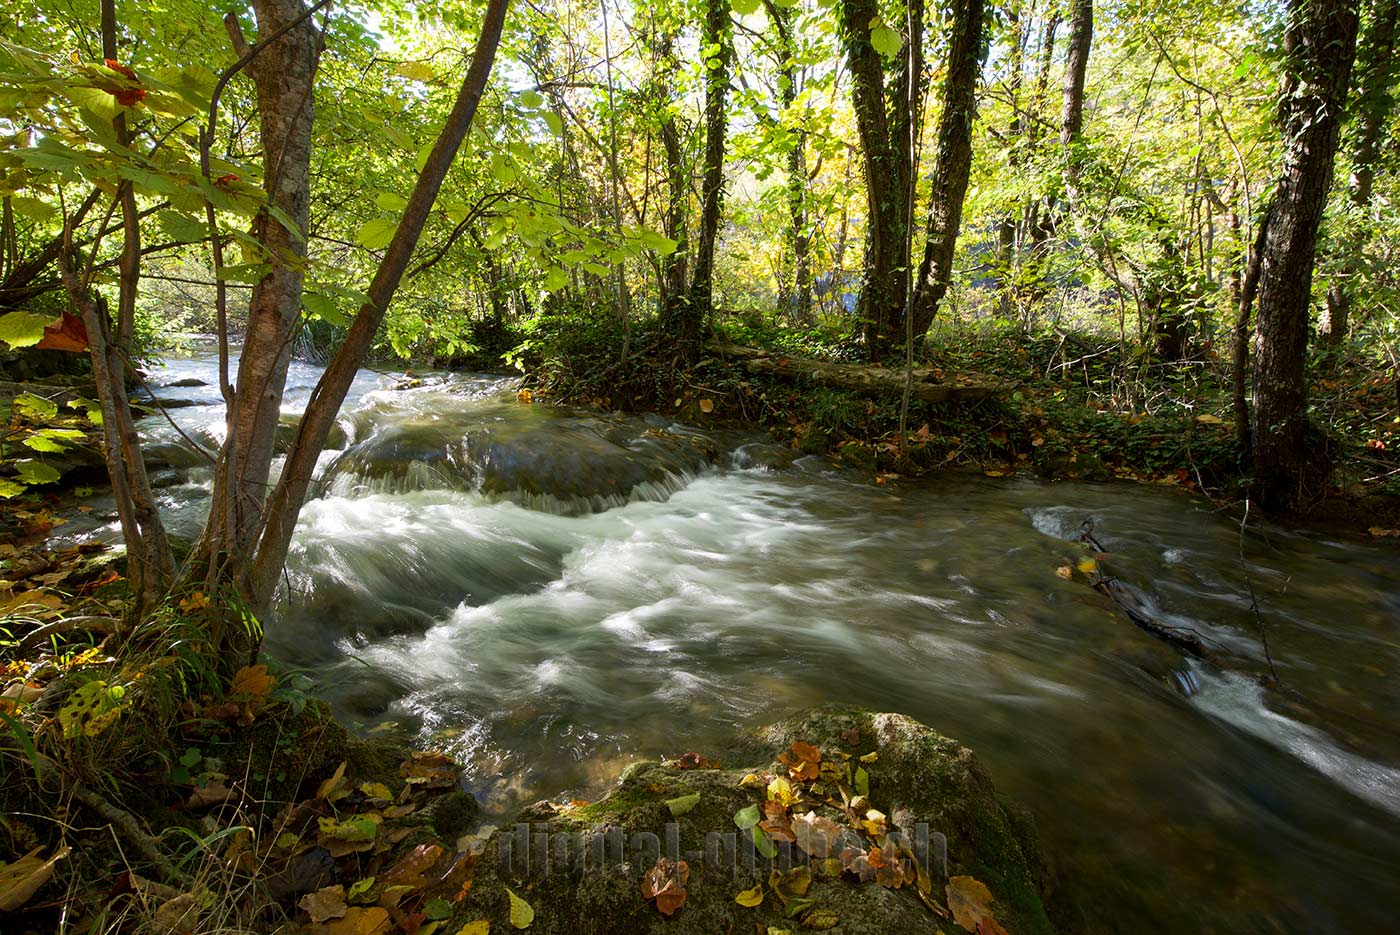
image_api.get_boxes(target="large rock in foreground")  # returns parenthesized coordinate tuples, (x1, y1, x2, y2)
(451, 708, 1062, 934)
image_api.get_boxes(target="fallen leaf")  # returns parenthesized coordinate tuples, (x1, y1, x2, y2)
(402, 751, 459, 789)
(640, 857, 688, 917)
(1054, 565, 1073, 580)
(301, 885, 349, 923)
(699, 398, 714, 413)
(734, 883, 764, 907)
(792, 811, 841, 858)
(666, 792, 701, 816)
(802, 907, 840, 929)
(506, 887, 534, 928)
(455, 922, 490, 935)
(230, 664, 275, 702)
(309, 905, 392, 935)
(946, 875, 1007, 934)
(316, 761, 348, 800)
(0, 845, 70, 911)
(154, 892, 200, 935)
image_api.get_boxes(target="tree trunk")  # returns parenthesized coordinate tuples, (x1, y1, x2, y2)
(248, 0, 510, 615)
(682, 0, 733, 351)
(839, 0, 922, 357)
(1251, 0, 1359, 508)
(909, 0, 984, 338)
(202, 0, 323, 572)
(1318, 0, 1397, 346)
(765, 0, 812, 324)
(653, 28, 689, 317)
(1060, 0, 1093, 210)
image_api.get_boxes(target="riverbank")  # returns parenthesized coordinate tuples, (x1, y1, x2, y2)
(517, 318, 1400, 536)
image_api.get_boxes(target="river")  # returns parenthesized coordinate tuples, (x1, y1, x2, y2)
(63, 349, 1400, 932)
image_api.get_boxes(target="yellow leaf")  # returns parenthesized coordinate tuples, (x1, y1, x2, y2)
(699, 398, 714, 413)
(734, 883, 764, 907)
(506, 888, 534, 929)
(310, 906, 391, 935)
(766, 776, 798, 807)
(858, 752, 878, 763)
(1076, 558, 1097, 575)
(0, 845, 70, 912)
(738, 772, 765, 789)
(1195, 413, 1223, 424)
(517, 388, 533, 404)
(230, 664, 275, 701)
(1054, 565, 1073, 580)
(455, 922, 490, 935)
(316, 761, 347, 800)
(946, 875, 1007, 934)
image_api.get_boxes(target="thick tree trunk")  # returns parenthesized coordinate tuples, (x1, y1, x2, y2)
(682, 0, 733, 350)
(1251, 0, 1359, 508)
(909, 0, 984, 337)
(248, 0, 510, 614)
(203, 0, 322, 570)
(1319, 0, 1397, 346)
(839, 0, 922, 357)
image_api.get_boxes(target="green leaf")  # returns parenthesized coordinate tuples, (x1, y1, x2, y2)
(0, 312, 57, 349)
(303, 292, 348, 327)
(395, 61, 436, 82)
(0, 478, 25, 498)
(374, 191, 408, 212)
(639, 230, 678, 255)
(870, 24, 902, 57)
(854, 766, 869, 797)
(490, 154, 517, 185)
(751, 825, 777, 858)
(666, 793, 701, 816)
(732, 0, 760, 13)
(423, 898, 453, 920)
(542, 111, 563, 136)
(13, 460, 60, 486)
(158, 211, 208, 244)
(14, 393, 58, 421)
(733, 804, 760, 830)
(518, 89, 544, 108)
(384, 125, 416, 151)
(356, 218, 398, 250)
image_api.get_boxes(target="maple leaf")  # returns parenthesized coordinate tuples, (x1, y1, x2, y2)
(946, 875, 1009, 934)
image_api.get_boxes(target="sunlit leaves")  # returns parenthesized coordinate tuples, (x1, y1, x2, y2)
(0, 312, 58, 349)
(356, 218, 399, 250)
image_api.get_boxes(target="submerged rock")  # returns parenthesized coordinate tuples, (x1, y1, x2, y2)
(326, 399, 719, 510)
(449, 707, 1064, 934)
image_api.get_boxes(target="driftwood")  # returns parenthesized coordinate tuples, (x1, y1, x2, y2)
(1078, 520, 1212, 658)
(704, 342, 1012, 404)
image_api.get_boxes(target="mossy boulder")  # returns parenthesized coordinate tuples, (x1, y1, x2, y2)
(449, 707, 1061, 934)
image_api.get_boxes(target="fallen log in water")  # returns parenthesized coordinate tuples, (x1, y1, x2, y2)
(704, 342, 1013, 404)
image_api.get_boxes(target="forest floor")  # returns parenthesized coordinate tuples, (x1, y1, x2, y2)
(522, 319, 1400, 538)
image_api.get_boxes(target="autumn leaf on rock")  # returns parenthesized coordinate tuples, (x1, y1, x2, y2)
(308, 905, 392, 935)
(230, 664, 275, 703)
(734, 883, 764, 907)
(506, 888, 533, 929)
(792, 811, 841, 858)
(640, 857, 689, 916)
(946, 875, 1009, 935)
(778, 740, 822, 781)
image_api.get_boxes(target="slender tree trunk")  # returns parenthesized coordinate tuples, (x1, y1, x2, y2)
(249, 0, 510, 614)
(683, 0, 733, 350)
(1251, 0, 1359, 508)
(997, 3, 1024, 279)
(909, 0, 984, 337)
(653, 28, 689, 316)
(56, 0, 175, 614)
(1319, 0, 1397, 346)
(765, 0, 812, 323)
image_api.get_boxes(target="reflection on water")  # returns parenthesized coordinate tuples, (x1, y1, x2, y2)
(85, 350, 1400, 932)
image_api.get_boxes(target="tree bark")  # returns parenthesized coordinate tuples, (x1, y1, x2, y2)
(248, 0, 510, 614)
(1319, 0, 1397, 345)
(1251, 0, 1359, 508)
(765, 0, 812, 323)
(839, 0, 923, 357)
(681, 0, 733, 351)
(203, 0, 323, 568)
(1059, 0, 1093, 210)
(909, 0, 984, 337)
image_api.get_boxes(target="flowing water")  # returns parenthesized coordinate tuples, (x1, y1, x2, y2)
(72, 349, 1400, 932)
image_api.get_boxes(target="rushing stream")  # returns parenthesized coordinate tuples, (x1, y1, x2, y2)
(65, 348, 1400, 932)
